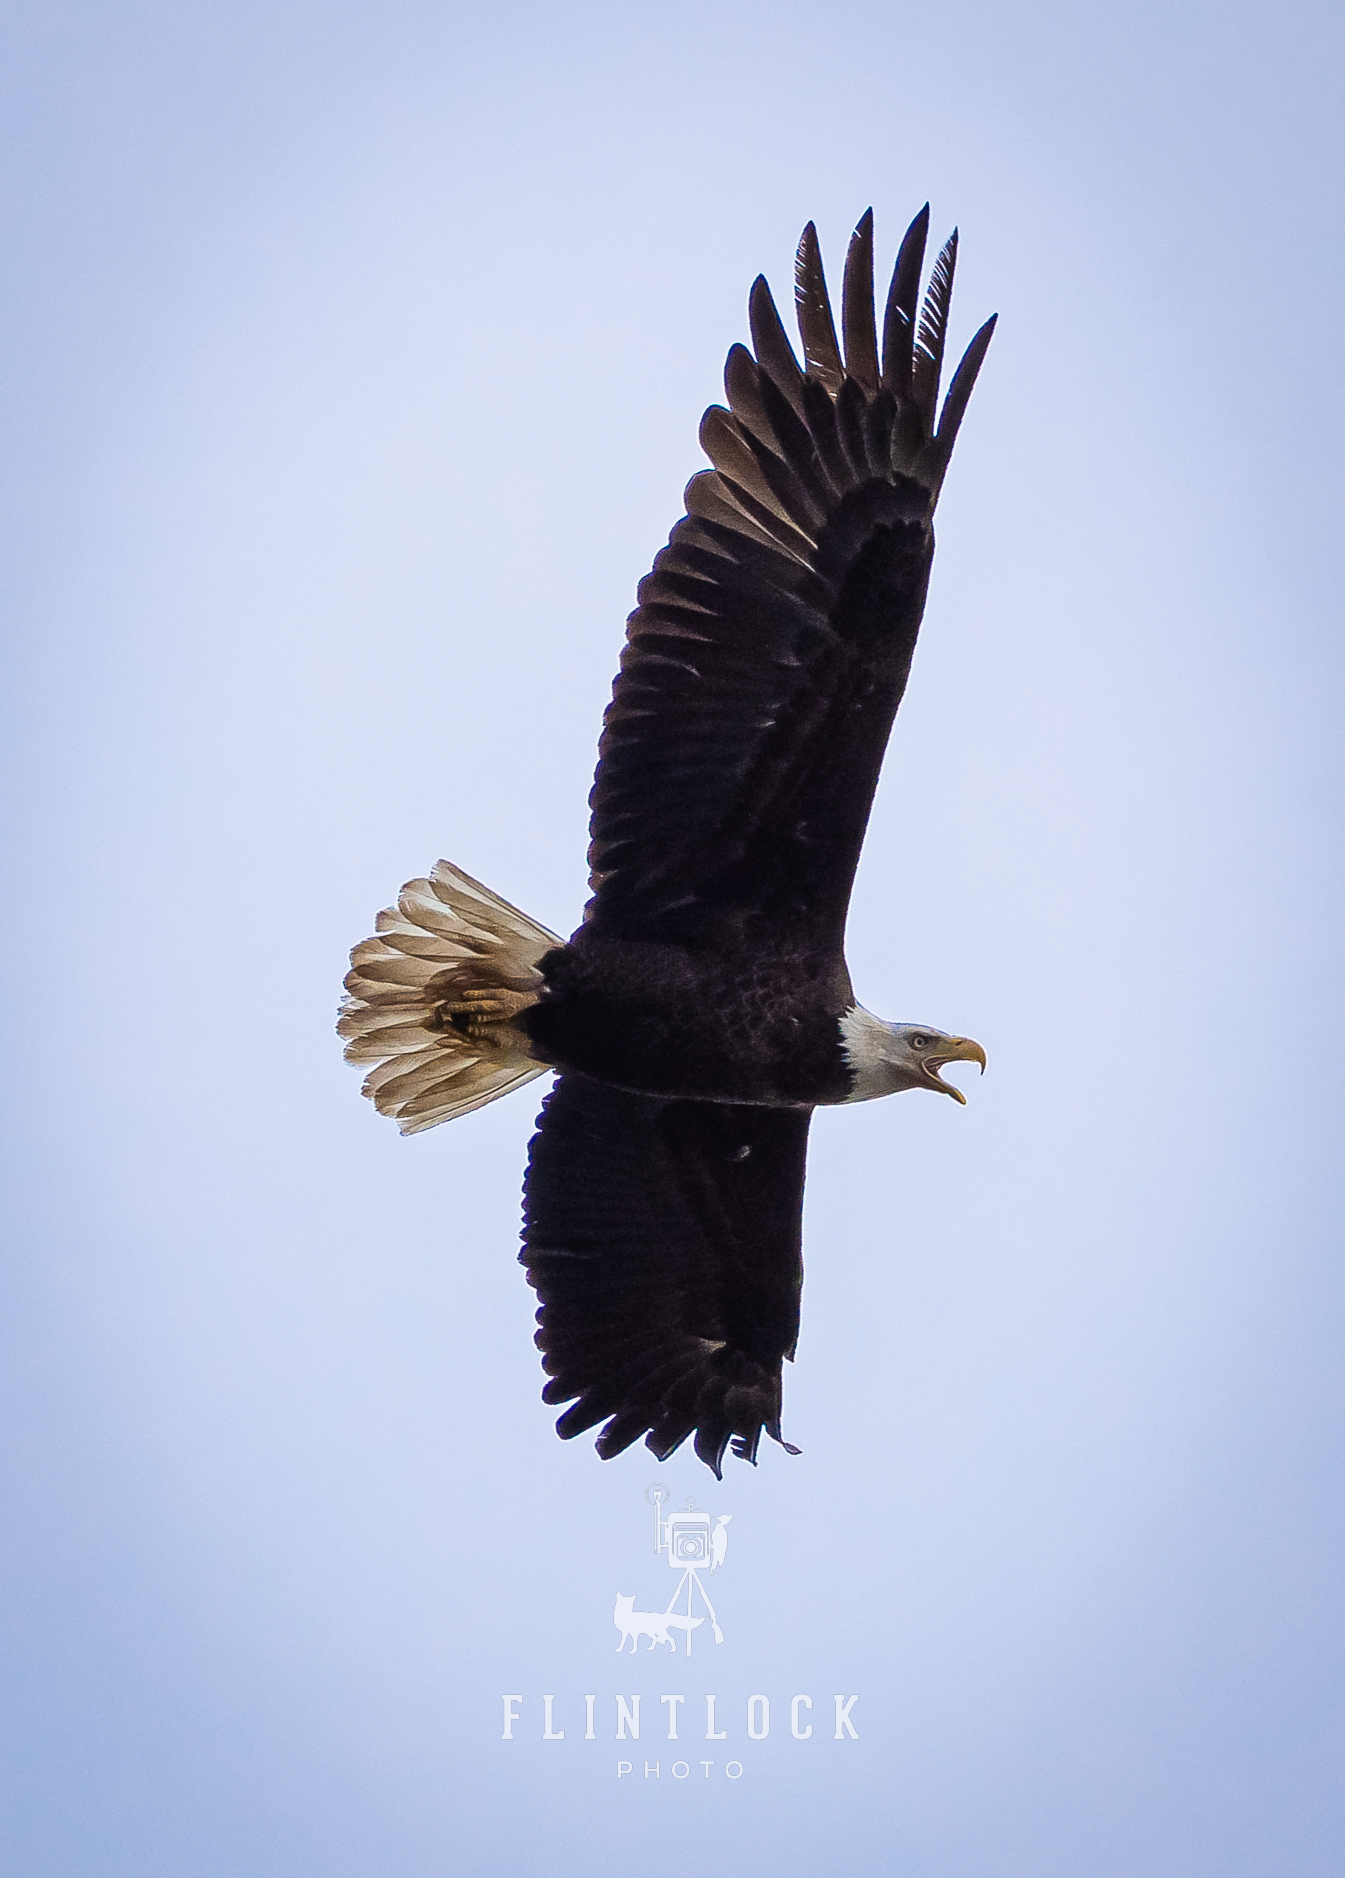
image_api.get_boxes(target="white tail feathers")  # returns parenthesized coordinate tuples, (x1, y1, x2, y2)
(339, 861, 561, 1134)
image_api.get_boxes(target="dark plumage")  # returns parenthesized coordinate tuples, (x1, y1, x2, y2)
(341, 208, 994, 1474)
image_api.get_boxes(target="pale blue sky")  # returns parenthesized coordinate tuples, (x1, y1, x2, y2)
(2, 3, 1342, 1873)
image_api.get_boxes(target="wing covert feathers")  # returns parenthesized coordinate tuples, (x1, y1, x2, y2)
(339, 861, 560, 1133)
(522, 1075, 810, 1475)
(586, 206, 995, 941)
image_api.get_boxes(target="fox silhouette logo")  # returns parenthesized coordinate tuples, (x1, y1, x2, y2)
(613, 1593, 704, 1653)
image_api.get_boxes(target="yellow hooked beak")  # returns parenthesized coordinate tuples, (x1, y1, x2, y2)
(922, 1036, 987, 1104)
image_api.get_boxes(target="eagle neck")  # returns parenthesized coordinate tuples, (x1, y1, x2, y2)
(838, 1004, 907, 1103)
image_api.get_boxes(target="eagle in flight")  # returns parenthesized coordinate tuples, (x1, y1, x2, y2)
(341, 206, 995, 1475)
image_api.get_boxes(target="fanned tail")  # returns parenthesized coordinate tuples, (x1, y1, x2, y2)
(339, 861, 560, 1134)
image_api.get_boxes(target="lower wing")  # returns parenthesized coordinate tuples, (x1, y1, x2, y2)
(520, 1074, 811, 1475)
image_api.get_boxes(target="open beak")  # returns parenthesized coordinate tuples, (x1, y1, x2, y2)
(922, 1036, 987, 1105)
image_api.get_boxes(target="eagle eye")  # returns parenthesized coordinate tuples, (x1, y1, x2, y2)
(911, 1034, 931, 1051)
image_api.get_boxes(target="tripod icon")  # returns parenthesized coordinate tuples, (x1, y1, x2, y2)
(646, 1482, 731, 1655)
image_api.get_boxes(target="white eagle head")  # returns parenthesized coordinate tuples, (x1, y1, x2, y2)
(840, 1008, 987, 1105)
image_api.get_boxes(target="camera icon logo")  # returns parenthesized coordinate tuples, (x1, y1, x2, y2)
(612, 1486, 732, 1657)
(670, 1521, 710, 1565)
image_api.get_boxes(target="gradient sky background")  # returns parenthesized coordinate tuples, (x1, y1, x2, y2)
(2, 2, 1343, 1873)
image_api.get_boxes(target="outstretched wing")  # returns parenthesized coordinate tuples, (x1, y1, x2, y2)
(586, 208, 995, 954)
(521, 1074, 811, 1475)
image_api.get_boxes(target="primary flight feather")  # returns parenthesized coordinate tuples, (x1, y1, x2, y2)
(340, 206, 995, 1475)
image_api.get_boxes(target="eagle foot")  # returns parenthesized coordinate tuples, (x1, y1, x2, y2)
(438, 987, 535, 1045)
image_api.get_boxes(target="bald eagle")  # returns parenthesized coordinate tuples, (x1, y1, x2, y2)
(341, 207, 994, 1475)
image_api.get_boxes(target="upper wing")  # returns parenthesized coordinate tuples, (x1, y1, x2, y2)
(586, 207, 995, 953)
(521, 1073, 811, 1475)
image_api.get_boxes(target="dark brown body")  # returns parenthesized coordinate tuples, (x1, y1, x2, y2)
(522, 931, 855, 1107)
